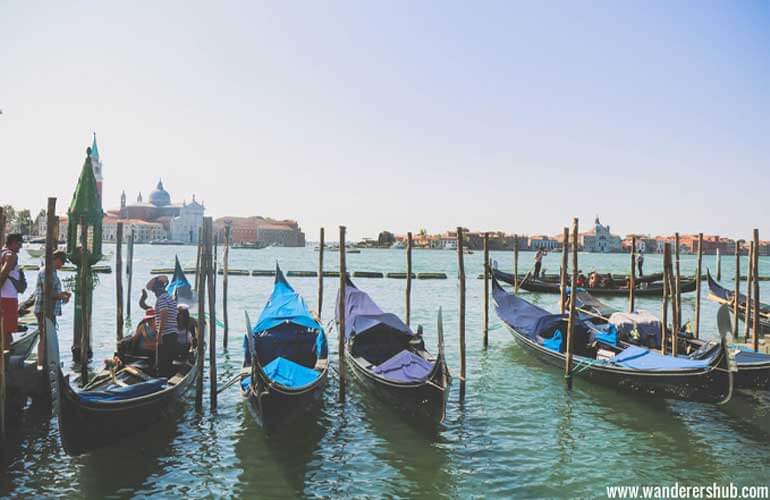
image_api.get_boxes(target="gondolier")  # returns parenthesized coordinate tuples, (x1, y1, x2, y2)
(637, 249, 644, 277)
(533, 248, 547, 279)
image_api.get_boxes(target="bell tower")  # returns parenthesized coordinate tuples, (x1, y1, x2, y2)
(89, 132, 103, 204)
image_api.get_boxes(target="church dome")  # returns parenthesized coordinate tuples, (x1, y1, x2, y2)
(149, 179, 171, 206)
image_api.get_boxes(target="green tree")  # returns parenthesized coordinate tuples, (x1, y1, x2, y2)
(16, 209, 33, 236)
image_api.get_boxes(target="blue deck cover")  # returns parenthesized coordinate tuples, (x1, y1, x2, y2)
(338, 278, 415, 339)
(253, 266, 321, 333)
(262, 357, 321, 388)
(78, 378, 168, 402)
(612, 346, 711, 371)
(492, 280, 565, 341)
(372, 349, 434, 382)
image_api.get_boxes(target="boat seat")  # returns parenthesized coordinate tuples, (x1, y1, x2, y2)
(124, 365, 152, 381)
(168, 373, 184, 385)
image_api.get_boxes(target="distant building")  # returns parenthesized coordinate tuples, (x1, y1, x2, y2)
(528, 235, 560, 250)
(214, 216, 306, 247)
(103, 216, 166, 243)
(580, 217, 622, 253)
(90, 133, 103, 204)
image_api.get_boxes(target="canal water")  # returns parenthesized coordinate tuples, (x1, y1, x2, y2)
(1, 245, 768, 498)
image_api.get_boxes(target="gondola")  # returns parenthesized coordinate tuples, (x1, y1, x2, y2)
(493, 268, 697, 297)
(706, 270, 770, 336)
(55, 315, 200, 455)
(240, 265, 328, 428)
(337, 278, 450, 424)
(492, 276, 733, 403)
(492, 268, 664, 285)
(574, 290, 770, 390)
(166, 255, 195, 306)
(3, 322, 41, 427)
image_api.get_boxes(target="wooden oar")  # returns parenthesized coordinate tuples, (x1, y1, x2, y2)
(218, 367, 250, 394)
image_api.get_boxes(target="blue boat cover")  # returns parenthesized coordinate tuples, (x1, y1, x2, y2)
(78, 378, 168, 402)
(492, 279, 565, 341)
(372, 349, 434, 382)
(735, 348, 770, 364)
(262, 356, 321, 388)
(612, 346, 711, 370)
(338, 279, 414, 339)
(241, 375, 251, 391)
(253, 266, 322, 333)
(167, 256, 193, 302)
(593, 324, 618, 346)
(543, 330, 563, 351)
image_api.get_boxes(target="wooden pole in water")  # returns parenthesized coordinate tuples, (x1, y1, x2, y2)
(694, 233, 703, 339)
(513, 234, 520, 292)
(734, 240, 741, 341)
(115, 222, 124, 341)
(195, 221, 208, 412)
(222, 222, 230, 349)
(745, 241, 754, 342)
(338, 226, 347, 400)
(483, 232, 489, 349)
(317, 228, 324, 316)
(457, 227, 466, 400)
(206, 219, 217, 412)
(194, 227, 202, 295)
(560, 228, 568, 314)
(564, 218, 578, 390)
(406, 232, 413, 327)
(126, 228, 134, 320)
(716, 247, 721, 281)
(753, 229, 760, 352)
(40, 198, 57, 368)
(0, 208, 5, 440)
(661, 243, 670, 355)
(673, 233, 681, 356)
(79, 218, 90, 384)
(629, 235, 636, 313)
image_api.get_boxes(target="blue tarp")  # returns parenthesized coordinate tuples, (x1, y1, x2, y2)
(492, 280, 565, 341)
(543, 330, 562, 352)
(262, 356, 321, 388)
(612, 346, 711, 371)
(338, 279, 414, 339)
(253, 266, 321, 333)
(167, 256, 193, 302)
(372, 349, 434, 382)
(78, 378, 168, 402)
(241, 375, 251, 391)
(593, 324, 618, 346)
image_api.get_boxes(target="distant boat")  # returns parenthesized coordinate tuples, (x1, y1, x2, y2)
(149, 239, 186, 246)
(233, 241, 269, 250)
(314, 245, 361, 254)
(390, 241, 405, 249)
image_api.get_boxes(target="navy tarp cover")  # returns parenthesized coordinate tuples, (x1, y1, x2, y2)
(253, 267, 321, 333)
(78, 378, 168, 402)
(262, 356, 321, 388)
(339, 280, 414, 339)
(167, 256, 193, 302)
(612, 346, 711, 370)
(372, 349, 434, 382)
(492, 280, 564, 341)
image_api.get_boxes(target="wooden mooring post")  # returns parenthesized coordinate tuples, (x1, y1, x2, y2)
(126, 228, 135, 320)
(716, 248, 721, 281)
(673, 233, 681, 356)
(694, 233, 703, 339)
(734, 240, 741, 340)
(40, 198, 58, 369)
(79, 218, 90, 384)
(338, 226, 347, 401)
(629, 235, 636, 313)
(483, 232, 489, 349)
(406, 231, 413, 327)
(115, 222, 124, 341)
(222, 222, 231, 349)
(206, 219, 217, 412)
(745, 241, 754, 342)
(317, 228, 324, 316)
(0, 207, 6, 440)
(560, 228, 568, 314)
(194, 227, 203, 294)
(661, 243, 671, 355)
(457, 227, 466, 400)
(753, 229, 760, 352)
(513, 234, 520, 292)
(195, 221, 208, 412)
(564, 218, 578, 390)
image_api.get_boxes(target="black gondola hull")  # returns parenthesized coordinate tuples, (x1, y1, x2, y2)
(242, 371, 327, 429)
(506, 325, 732, 403)
(345, 350, 449, 424)
(58, 359, 198, 455)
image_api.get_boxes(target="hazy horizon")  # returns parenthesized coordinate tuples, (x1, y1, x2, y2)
(2, 1, 769, 241)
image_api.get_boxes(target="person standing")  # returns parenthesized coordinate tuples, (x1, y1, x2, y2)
(533, 248, 547, 279)
(34, 250, 71, 363)
(637, 249, 644, 277)
(0, 233, 25, 345)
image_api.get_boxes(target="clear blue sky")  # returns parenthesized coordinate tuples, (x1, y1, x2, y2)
(2, 1, 769, 240)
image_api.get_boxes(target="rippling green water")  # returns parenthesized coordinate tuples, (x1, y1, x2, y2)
(2, 245, 768, 498)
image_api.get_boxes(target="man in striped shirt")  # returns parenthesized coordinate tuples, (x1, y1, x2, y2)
(147, 276, 178, 343)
